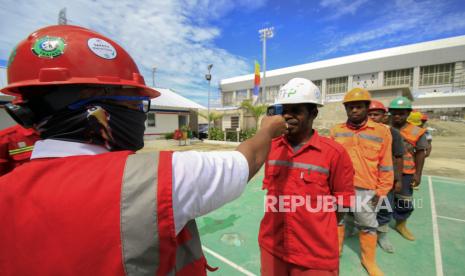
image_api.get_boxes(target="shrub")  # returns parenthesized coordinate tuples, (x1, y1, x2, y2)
(164, 132, 174, 139)
(240, 128, 257, 141)
(209, 127, 224, 141)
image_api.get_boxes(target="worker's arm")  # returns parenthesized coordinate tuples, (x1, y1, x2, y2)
(376, 129, 394, 197)
(236, 115, 288, 181)
(413, 150, 426, 187)
(390, 128, 404, 192)
(394, 156, 403, 193)
(412, 134, 428, 187)
(329, 145, 355, 220)
(171, 115, 287, 234)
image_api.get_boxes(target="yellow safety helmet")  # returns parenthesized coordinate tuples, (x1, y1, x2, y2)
(343, 88, 371, 104)
(407, 111, 423, 126)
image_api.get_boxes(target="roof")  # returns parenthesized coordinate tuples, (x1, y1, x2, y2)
(150, 88, 206, 110)
(220, 35, 465, 88)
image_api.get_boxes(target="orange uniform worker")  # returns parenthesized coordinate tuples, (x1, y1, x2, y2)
(389, 98, 427, 241)
(0, 25, 287, 275)
(259, 78, 355, 276)
(0, 124, 40, 175)
(367, 100, 404, 253)
(331, 88, 393, 276)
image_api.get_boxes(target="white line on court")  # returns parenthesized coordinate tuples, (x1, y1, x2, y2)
(437, 215, 465, 223)
(430, 176, 465, 186)
(428, 176, 444, 276)
(202, 245, 257, 276)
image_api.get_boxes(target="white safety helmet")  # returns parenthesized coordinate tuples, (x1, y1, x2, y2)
(274, 78, 324, 106)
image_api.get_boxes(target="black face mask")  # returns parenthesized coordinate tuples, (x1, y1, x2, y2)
(37, 103, 146, 151)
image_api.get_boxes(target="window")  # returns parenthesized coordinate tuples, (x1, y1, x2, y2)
(326, 77, 348, 94)
(231, 116, 239, 129)
(384, 68, 413, 86)
(420, 63, 455, 86)
(147, 112, 156, 127)
(223, 91, 234, 106)
(312, 80, 322, 91)
(236, 89, 248, 103)
(265, 85, 280, 103)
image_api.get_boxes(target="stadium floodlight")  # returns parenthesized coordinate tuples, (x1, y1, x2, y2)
(258, 27, 274, 103)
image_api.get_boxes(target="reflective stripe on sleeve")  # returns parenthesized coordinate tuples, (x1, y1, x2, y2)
(8, 146, 34, 155)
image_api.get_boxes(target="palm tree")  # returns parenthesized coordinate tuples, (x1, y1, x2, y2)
(240, 100, 268, 129)
(198, 111, 223, 128)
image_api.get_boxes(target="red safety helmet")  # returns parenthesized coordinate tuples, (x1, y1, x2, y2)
(421, 113, 429, 121)
(1, 25, 159, 99)
(368, 100, 387, 112)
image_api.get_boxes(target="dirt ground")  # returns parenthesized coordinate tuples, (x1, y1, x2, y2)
(142, 120, 465, 179)
(140, 139, 237, 152)
(422, 136, 465, 179)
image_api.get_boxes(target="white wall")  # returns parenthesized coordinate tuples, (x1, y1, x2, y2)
(145, 113, 179, 136)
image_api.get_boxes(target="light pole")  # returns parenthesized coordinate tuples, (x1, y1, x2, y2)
(205, 64, 213, 137)
(152, 67, 157, 87)
(258, 27, 274, 103)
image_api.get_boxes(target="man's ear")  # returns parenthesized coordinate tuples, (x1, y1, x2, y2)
(311, 108, 318, 119)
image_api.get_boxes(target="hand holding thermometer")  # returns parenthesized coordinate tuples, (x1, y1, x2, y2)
(267, 104, 288, 130)
(266, 104, 283, 116)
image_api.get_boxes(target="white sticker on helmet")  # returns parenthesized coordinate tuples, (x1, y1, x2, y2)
(87, 38, 117, 59)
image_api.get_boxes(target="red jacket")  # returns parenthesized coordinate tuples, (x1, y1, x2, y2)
(0, 124, 40, 176)
(0, 150, 208, 275)
(259, 131, 354, 270)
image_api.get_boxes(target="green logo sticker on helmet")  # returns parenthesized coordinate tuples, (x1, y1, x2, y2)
(7, 46, 17, 67)
(32, 36, 66, 58)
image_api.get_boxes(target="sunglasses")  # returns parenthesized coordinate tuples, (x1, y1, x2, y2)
(68, 95, 151, 113)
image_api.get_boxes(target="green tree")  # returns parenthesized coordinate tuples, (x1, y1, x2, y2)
(240, 100, 268, 128)
(199, 111, 224, 125)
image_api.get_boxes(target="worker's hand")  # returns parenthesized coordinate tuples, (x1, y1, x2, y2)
(412, 174, 421, 190)
(394, 180, 402, 193)
(260, 115, 288, 138)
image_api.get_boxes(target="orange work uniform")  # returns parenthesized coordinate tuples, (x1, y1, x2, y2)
(330, 120, 393, 196)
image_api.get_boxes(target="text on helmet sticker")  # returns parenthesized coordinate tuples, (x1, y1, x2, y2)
(32, 36, 66, 58)
(87, 38, 117, 59)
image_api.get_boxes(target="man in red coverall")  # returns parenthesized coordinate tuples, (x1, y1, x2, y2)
(0, 124, 40, 175)
(259, 78, 355, 276)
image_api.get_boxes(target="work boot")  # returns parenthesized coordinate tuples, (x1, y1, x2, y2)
(395, 220, 415, 241)
(338, 225, 345, 256)
(360, 232, 384, 276)
(377, 232, 394, 253)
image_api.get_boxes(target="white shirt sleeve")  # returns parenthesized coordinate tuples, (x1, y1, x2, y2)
(171, 151, 249, 235)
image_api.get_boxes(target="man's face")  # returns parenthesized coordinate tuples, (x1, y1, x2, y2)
(367, 109, 386, 123)
(390, 109, 410, 126)
(282, 104, 315, 137)
(344, 101, 368, 124)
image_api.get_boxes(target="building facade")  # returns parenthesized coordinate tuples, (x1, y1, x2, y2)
(219, 35, 465, 126)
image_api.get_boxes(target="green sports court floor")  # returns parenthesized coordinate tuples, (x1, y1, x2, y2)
(197, 173, 465, 276)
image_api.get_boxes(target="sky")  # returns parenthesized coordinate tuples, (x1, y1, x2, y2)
(1, 0, 465, 107)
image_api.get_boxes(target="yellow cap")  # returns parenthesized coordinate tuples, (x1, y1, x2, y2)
(407, 111, 423, 126)
(343, 88, 371, 104)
